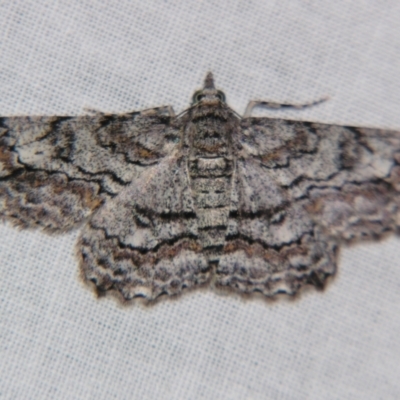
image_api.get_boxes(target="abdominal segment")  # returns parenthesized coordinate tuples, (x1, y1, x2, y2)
(186, 111, 236, 261)
(189, 157, 234, 259)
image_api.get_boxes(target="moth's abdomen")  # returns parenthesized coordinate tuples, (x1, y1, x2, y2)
(189, 157, 233, 258)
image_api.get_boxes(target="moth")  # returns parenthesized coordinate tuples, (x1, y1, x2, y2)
(1, 73, 399, 302)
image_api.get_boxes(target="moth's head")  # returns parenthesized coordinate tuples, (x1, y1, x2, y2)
(191, 72, 226, 106)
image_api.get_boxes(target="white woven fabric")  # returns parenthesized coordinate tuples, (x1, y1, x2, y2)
(1, 1, 399, 399)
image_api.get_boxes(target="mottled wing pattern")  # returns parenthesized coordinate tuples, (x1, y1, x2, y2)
(2, 73, 400, 303)
(217, 118, 400, 295)
(0, 107, 178, 231)
(79, 155, 211, 300)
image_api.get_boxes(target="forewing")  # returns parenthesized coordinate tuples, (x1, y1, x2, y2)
(79, 155, 210, 301)
(0, 107, 180, 231)
(240, 118, 400, 239)
(217, 118, 400, 296)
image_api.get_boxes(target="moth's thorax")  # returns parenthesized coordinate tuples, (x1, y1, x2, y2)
(185, 103, 236, 258)
(187, 104, 235, 157)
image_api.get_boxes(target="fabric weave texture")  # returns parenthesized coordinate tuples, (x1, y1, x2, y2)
(0, 1, 399, 399)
